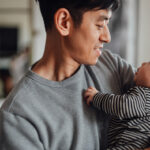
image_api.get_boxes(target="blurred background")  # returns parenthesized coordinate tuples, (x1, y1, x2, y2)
(0, 0, 150, 105)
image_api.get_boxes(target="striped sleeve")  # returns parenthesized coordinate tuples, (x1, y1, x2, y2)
(92, 86, 150, 120)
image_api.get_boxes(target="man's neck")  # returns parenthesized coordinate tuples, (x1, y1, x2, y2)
(32, 31, 80, 81)
(32, 59, 80, 81)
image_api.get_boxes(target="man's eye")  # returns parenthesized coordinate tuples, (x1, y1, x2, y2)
(96, 25, 104, 30)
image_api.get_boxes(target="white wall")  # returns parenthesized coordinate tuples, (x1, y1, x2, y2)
(137, 0, 150, 67)
(0, 0, 29, 9)
(126, 0, 138, 67)
(31, 0, 46, 63)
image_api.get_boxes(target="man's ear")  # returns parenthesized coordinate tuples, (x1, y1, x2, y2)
(54, 8, 72, 36)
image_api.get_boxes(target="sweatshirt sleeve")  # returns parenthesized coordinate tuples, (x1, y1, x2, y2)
(110, 51, 136, 93)
(97, 50, 136, 93)
(0, 110, 44, 150)
(93, 86, 150, 120)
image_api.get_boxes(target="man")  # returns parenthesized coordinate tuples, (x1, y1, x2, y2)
(0, 0, 136, 149)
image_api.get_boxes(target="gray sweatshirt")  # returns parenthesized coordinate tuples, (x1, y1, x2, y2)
(0, 50, 135, 150)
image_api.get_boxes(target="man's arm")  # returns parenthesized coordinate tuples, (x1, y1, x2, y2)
(0, 110, 44, 150)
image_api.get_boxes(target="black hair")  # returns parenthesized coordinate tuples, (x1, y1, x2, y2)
(35, 0, 120, 31)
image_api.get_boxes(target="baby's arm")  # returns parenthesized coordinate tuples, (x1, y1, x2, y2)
(134, 62, 150, 88)
(84, 86, 149, 120)
(84, 87, 99, 105)
(84, 62, 150, 120)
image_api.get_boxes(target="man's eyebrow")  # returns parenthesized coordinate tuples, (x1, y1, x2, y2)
(97, 15, 111, 22)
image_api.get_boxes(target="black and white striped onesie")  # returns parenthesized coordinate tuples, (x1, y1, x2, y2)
(93, 86, 150, 150)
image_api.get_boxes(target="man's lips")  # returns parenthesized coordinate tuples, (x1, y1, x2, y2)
(94, 48, 102, 56)
(94, 46, 103, 50)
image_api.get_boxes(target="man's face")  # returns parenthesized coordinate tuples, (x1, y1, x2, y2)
(65, 9, 112, 65)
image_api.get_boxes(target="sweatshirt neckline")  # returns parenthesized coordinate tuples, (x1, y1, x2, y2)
(26, 65, 84, 88)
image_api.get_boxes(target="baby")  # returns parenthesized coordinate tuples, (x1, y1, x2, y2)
(84, 62, 150, 150)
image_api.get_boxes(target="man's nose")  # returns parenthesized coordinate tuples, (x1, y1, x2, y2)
(99, 25, 111, 43)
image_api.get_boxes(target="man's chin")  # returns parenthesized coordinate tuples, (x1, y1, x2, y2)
(84, 59, 98, 66)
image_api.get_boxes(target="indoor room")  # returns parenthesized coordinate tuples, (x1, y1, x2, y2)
(0, 0, 150, 105)
(0, 0, 150, 149)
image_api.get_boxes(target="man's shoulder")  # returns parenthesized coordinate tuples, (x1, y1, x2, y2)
(92, 49, 134, 73)
(1, 73, 36, 115)
(98, 49, 123, 66)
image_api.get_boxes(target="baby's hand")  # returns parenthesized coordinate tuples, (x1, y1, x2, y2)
(134, 62, 150, 88)
(84, 87, 99, 105)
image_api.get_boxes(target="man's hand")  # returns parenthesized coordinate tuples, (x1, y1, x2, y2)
(134, 62, 150, 88)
